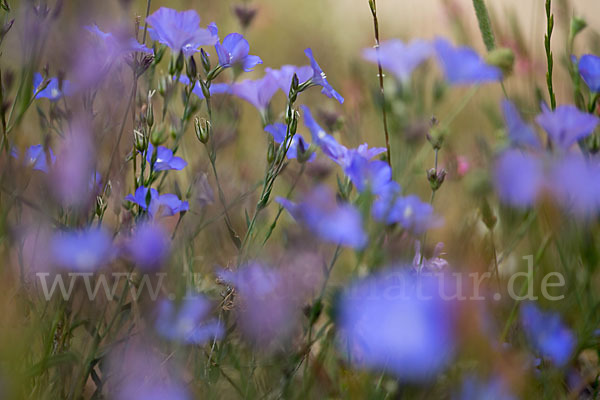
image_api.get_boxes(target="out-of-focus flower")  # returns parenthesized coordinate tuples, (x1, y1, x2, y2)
(52, 118, 96, 208)
(215, 32, 262, 71)
(86, 24, 153, 55)
(520, 302, 576, 367)
(535, 103, 599, 150)
(502, 100, 540, 149)
(33, 73, 71, 101)
(494, 150, 543, 208)
(362, 39, 432, 82)
(264, 123, 315, 162)
(109, 341, 190, 400)
(125, 187, 189, 217)
(373, 191, 441, 234)
(13, 144, 56, 173)
(231, 75, 278, 113)
(277, 185, 367, 249)
(549, 155, 600, 216)
(265, 65, 313, 93)
(155, 294, 224, 344)
(147, 144, 187, 171)
(412, 241, 449, 272)
(124, 222, 170, 270)
(219, 261, 319, 348)
(337, 268, 455, 380)
(304, 48, 344, 103)
(433, 38, 502, 84)
(51, 227, 113, 272)
(577, 54, 600, 93)
(453, 376, 516, 400)
(146, 7, 217, 56)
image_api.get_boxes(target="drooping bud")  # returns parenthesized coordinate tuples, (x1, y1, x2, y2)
(233, 4, 257, 30)
(427, 168, 447, 191)
(175, 51, 185, 75)
(200, 49, 211, 76)
(186, 55, 197, 81)
(569, 16, 587, 41)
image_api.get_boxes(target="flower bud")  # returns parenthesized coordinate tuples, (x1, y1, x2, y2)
(427, 168, 447, 191)
(134, 129, 147, 152)
(427, 126, 446, 150)
(150, 128, 166, 146)
(146, 102, 154, 128)
(569, 16, 587, 40)
(297, 142, 315, 164)
(194, 117, 210, 144)
(200, 80, 210, 100)
(158, 75, 167, 97)
(480, 198, 497, 230)
(267, 140, 276, 164)
(175, 51, 185, 75)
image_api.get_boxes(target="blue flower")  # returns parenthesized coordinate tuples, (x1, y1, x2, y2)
(215, 33, 262, 71)
(125, 187, 189, 217)
(453, 376, 516, 400)
(535, 103, 599, 150)
(494, 150, 543, 208)
(231, 75, 279, 113)
(147, 144, 187, 171)
(502, 100, 540, 149)
(146, 7, 217, 56)
(265, 65, 313, 93)
(344, 154, 392, 195)
(277, 185, 367, 249)
(373, 193, 441, 234)
(19, 144, 56, 172)
(337, 268, 455, 380)
(264, 123, 315, 162)
(362, 39, 432, 82)
(51, 228, 113, 272)
(304, 48, 344, 103)
(300, 105, 347, 163)
(577, 54, 600, 93)
(156, 294, 224, 344)
(433, 38, 502, 84)
(33, 73, 71, 101)
(124, 222, 170, 271)
(520, 302, 576, 366)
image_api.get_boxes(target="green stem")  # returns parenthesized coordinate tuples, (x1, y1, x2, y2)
(545, 0, 556, 110)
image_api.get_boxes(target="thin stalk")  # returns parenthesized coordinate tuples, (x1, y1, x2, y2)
(368, 0, 392, 168)
(545, 0, 556, 109)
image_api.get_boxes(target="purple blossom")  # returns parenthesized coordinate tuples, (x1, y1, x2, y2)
(304, 48, 344, 103)
(300, 105, 347, 163)
(550, 155, 600, 216)
(215, 33, 262, 71)
(109, 342, 190, 400)
(33, 73, 71, 101)
(373, 194, 441, 234)
(124, 222, 170, 271)
(155, 295, 224, 344)
(453, 376, 516, 400)
(535, 103, 599, 150)
(86, 24, 153, 55)
(337, 268, 455, 380)
(147, 144, 187, 171)
(51, 227, 113, 272)
(277, 185, 367, 249)
(146, 7, 217, 56)
(520, 302, 576, 366)
(231, 76, 279, 113)
(362, 39, 432, 82)
(494, 150, 543, 208)
(433, 38, 502, 85)
(265, 65, 313, 93)
(577, 54, 600, 93)
(125, 187, 189, 217)
(264, 123, 315, 162)
(502, 100, 540, 149)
